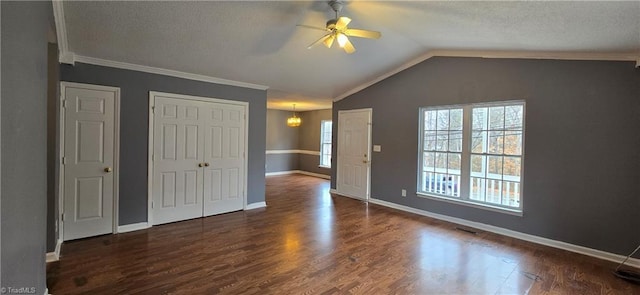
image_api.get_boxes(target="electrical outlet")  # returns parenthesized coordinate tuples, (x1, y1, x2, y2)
(401, 189, 407, 197)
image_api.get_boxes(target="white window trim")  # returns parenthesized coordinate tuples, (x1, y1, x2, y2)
(320, 120, 332, 168)
(417, 100, 526, 215)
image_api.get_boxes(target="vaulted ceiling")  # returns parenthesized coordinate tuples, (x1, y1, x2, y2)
(59, 1, 640, 110)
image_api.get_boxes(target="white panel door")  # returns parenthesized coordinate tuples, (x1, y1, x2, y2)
(152, 97, 204, 225)
(336, 109, 372, 200)
(63, 85, 116, 241)
(202, 103, 245, 216)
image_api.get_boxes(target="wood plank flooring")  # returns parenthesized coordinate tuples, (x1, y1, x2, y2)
(47, 174, 640, 294)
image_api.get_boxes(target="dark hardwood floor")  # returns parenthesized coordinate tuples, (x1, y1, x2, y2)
(47, 174, 639, 294)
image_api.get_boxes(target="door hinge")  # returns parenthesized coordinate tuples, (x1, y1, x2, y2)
(62, 157, 67, 165)
(151, 201, 154, 209)
(61, 213, 65, 222)
(62, 99, 67, 109)
(152, 106, 155, 114)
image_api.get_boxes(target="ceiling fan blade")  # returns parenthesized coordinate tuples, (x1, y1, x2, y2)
(297, 24, 329, 32)
(323, 34, 335, 48)
(342, 37, 356, 54)
(344, 29, 381, 39)
(307, 34, 331, 49)
(335, 17, 351, 30)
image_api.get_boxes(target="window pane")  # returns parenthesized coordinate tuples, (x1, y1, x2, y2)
(472, 107, 488, 130)
(423, 172, 432, 192)
(423, 152, 435, 170)
(449, 109, 463, 130)
(504, 105, 523, 130)
(488, 131, 504, 154)
(504, 131, 522, 155)
(503, 156, 521, 182)
(502, 181, 520, 207)
(447, 153, 461, 175)
(489, 106, 505, 130)
(446, 174, 460, 197)
(322, 144, 332, 155)
(449, 131, 462, 152)
(485, 179, 502, 205)
(424, 110, 437, 131)
(437, 110, 450, 130)
(322, 155, 330, 166)
(487, 156, 503, 179)
(470, 155, 485, 177)
(424, 131, 436, 151)
(436, 132, 448, 151)
(471, 131, 487, 153)
(470, 177, 486, 201)
(435, 153, 447, 173)
(323, 132, 331, 143)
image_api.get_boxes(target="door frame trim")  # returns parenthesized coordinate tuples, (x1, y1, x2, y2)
(59, 81, 121, 241)
(336, 108, 373, 201)
(147, 91, 249, 226)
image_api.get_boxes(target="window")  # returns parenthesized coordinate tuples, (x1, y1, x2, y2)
(320, 120, 332, 168)
(418, 101, 525, 213)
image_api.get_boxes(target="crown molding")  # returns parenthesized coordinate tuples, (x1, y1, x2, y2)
(52, 0, 74, 64)
(333, 50, 640, 102)
(73, 55, 269, 90)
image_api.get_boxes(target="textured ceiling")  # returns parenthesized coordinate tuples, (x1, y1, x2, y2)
(63, 1, 640, 110)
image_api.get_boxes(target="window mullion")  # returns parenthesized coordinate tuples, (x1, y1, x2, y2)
(459, 105, 472, 200)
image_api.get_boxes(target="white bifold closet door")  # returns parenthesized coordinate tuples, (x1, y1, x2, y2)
(152, 96, 245, 225)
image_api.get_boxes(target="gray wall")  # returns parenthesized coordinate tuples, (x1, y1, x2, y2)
(47, 43, 60, 252)
(298, 109, 331, 176)
(266, 109, 300, 173)
(1, 1, 51, 293)
(332, 57, 640, 256)
(60, 62, 267, 226)
(265, 109, 332, 176)
(266, 109, 299, 150)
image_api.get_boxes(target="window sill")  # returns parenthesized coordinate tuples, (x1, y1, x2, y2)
(318, 165, 331, 169)
(415, 192, 523, 217)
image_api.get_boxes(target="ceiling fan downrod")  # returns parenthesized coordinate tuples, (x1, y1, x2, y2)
(328, 0, 343, 17)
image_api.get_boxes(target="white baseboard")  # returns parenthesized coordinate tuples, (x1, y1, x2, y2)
(46, 239, 63, 263)
(296, 170, 331, 179)
(265, 170, 297, 177)
(329, 189, 366, 201)
(266, 170, 331, 180)
(246, 202, 267, 210)
(117, 222, 150, 234)
(265, 149, 320, 156)
(364, 197, 640, 269)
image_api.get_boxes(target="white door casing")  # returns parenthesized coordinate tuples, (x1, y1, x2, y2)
(336, 109, 372, 200)
(151, 97, 205, 225)
(60, 82, 120, 241)
(202, 103, 245, 216)
(148, 92, 248, 225)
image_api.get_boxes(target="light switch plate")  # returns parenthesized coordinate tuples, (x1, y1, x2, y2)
(373, 145, 381, 152)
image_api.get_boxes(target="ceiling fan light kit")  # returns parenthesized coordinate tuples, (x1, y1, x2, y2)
(299, 0, 381, 54)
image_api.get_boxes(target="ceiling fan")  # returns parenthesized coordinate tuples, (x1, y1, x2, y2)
(298, 0, 381, 54)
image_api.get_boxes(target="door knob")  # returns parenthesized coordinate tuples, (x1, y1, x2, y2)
(204, 163, 210, 167)
(362, 160, 368, 164)
(104, 167, 112, 173)
(198, 163, 204, 167)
